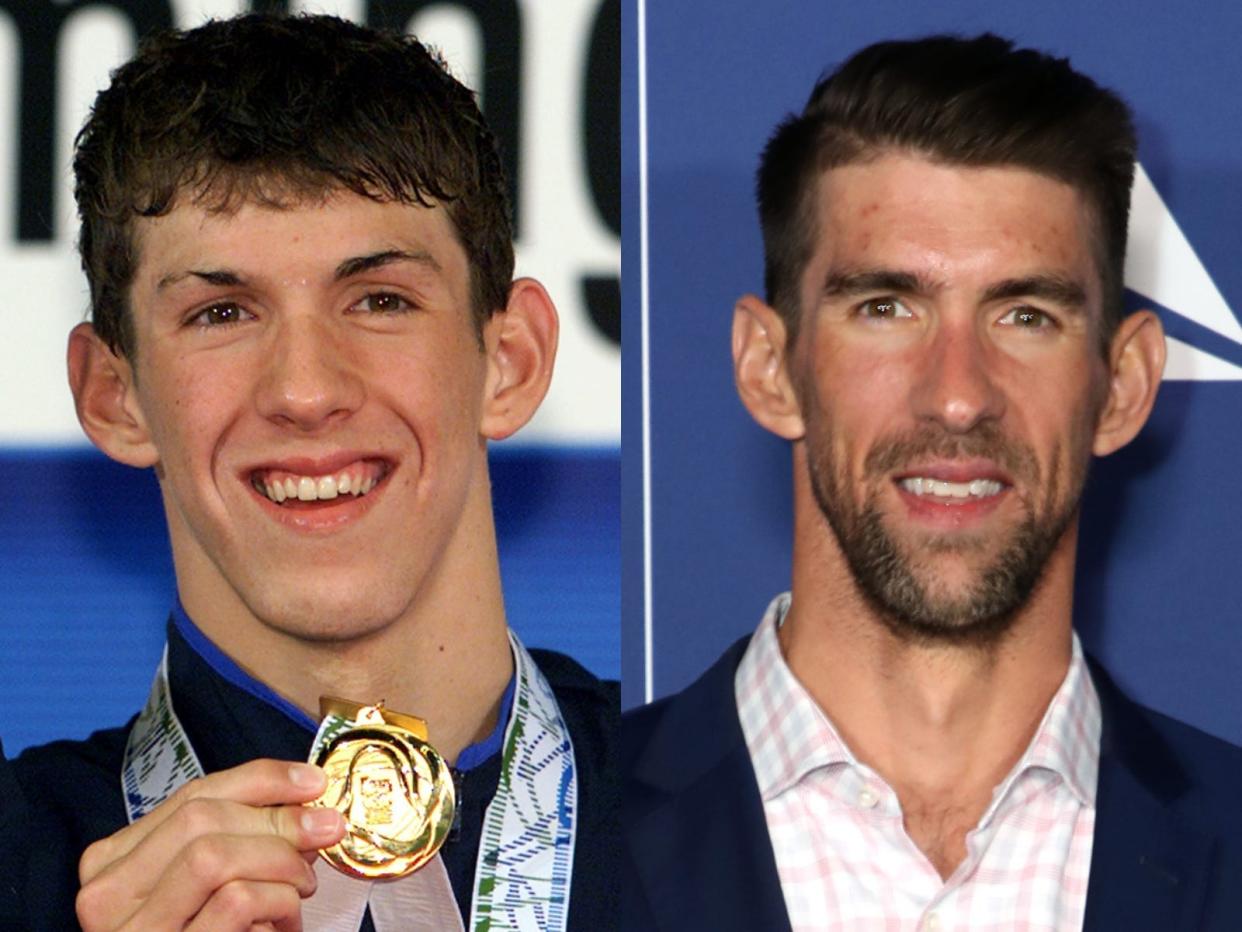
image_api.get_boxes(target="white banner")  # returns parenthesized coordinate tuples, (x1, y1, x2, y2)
(0, 0, 620, 445)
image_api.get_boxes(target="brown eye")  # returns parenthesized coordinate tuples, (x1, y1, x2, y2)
(360, 293, 410, 313)
(191, 302, 251, 327)
(859, 297, 912, 319)
(1001, 306, 1055, 329)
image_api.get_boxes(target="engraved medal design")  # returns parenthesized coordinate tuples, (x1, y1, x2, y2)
(124, 629, 576, 929)
(308, 698, 456, 880)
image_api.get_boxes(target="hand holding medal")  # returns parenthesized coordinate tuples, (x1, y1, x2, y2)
(307, 698, 456, 880)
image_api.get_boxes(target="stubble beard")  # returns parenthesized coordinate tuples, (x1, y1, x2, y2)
(807, 422, 1089, 647)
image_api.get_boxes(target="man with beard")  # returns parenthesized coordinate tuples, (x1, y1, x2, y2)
(623, 34, 1242, 931)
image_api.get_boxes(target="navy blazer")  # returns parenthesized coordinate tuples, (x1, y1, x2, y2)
(623, 638, 1242, 931)
(0, 740, 27, 929)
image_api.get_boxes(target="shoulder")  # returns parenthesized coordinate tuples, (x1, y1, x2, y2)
(528, 647, 618, 754)
(529, 647, 618, 702)
(1090, 659, 1242, 834)
(527, 648, 619, 932)
(5, 722, 133, 931)
(622, 637, 751, 783)
(12, 721, 132, 835)
(1126, 704, 1242, 812)
(1139, 704, 1242, 780)
(0, 740, 28, 929)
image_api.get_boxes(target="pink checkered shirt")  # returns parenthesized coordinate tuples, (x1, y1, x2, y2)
(735, 594, 1100, 932)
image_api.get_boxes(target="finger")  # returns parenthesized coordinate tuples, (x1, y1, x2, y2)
(184, 880, 304, 932)
(80, 801, 344, 918)
(90, 840, 312, 932)
(81, 760, 328, 884)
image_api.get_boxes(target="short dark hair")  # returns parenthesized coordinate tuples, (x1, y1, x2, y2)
(757, 34, 1136, 347)
(75, 13, 513, 358)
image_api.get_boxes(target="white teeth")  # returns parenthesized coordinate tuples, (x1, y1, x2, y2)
(900, 477, 1002, 499)
(258, 467, 382, 504)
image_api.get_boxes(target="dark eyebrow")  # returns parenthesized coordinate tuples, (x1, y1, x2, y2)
(156, 268, 245, 291)
(154, 250, 441, 292)
(334, 249, 441, 281)
(981, 275, 1088, 310)
(821, 268, 938, 299)
(821, 268, 1089, 313)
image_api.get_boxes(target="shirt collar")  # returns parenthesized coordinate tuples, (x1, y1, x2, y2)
(171, 598, 514, 773)
(995, 633, 1101, 808)
(735, 593, 857, 800)
(734, 592, 1101, 808)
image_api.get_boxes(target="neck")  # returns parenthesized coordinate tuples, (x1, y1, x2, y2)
(782, 461, 1078, 876)
(781, 589, 1072, 795)
(173, 473, 513, 767)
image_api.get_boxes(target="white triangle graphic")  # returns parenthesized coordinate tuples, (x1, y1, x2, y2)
(1126, 162, 1242, 379)
(1164, 336, 1242, 381)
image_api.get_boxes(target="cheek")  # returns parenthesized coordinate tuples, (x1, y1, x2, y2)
(380, 344, 486, 439)
(1018, 394, 1097, 516)
(140, 362, 246, 466)
(808, 346, 910, 448)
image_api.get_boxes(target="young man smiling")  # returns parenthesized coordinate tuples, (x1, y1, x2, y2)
(623, 35, 1242, 930)
(7, 13, 616, 932)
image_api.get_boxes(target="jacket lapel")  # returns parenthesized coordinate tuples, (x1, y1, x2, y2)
(1083, 661, 1214, 931)
(625, 640, 791, 932)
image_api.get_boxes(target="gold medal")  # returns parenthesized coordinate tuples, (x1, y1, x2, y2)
(309, 697, 455, 880)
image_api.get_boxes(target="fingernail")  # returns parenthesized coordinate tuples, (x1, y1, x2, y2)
(301, 807, 345, 840)
(302, 860, 319, 895)
(289, 763, 326, 790)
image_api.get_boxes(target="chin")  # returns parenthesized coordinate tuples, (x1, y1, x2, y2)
(249, 586, 410, 645)
(862, 552, 1048, 648)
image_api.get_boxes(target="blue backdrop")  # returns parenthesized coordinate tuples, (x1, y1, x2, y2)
(622, 0, 1242, 749)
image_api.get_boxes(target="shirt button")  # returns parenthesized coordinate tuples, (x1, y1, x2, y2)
(924, 912, 940, 931)
(857, 787, 878, 809)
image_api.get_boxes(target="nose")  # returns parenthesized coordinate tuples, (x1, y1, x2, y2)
(910, 320, 1006, 433)
(254, 318, 365, 431)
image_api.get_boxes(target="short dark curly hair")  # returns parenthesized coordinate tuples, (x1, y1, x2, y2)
(74, 13, 514, 358)
(758, 34, 1137, 350)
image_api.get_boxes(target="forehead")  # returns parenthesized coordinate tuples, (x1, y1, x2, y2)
(130, 190, 468, 296)
(806, 154, 1099, 296)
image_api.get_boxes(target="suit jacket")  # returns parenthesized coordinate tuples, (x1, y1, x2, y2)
(623, 638, 1242, 931)
(0, 740, 27, 930)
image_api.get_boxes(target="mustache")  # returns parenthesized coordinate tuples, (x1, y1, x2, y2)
(863, 422, 1039, 482)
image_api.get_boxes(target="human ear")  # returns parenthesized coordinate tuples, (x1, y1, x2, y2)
(1093, 309, 1166, 456)
(732, 294, 805, 441)
(66, 322, 159, 467)
(479, 278, 559, 441)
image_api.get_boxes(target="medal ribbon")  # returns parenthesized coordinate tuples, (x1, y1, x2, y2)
(122, 631, 577, 932)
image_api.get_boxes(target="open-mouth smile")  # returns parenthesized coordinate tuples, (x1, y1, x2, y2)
(250, 458, 391, 508)
(891, 461, 1014, 525)
(897, 476, 1005, 502)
